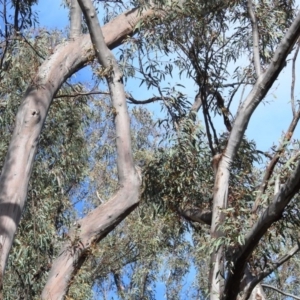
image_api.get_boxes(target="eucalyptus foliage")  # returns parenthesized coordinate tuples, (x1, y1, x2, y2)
(1, 0, 300, 299)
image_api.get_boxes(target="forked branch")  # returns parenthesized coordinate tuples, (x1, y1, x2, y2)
(42, 0, 144, 298)
(241, 244, 300, 299)
(224, 156, 300, 299)
(212, 10, 300, 300)
(253, 108, 300, 212)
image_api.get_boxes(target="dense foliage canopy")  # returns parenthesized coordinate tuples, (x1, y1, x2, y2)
(0, 0, 300, 299)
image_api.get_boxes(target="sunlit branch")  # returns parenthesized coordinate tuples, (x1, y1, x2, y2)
(261, 284, 300, 300)
(41, 3, 159, 298)
(70, 0, 82, 39)
(291, 41, 300, 116)
(247, 0, 261, 77)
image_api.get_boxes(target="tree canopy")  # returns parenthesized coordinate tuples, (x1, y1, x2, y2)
(0, 0, 300, 299)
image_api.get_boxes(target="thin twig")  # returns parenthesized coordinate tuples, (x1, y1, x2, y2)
(56, 88, 173, 105)
(21, 34, 45, 60)
(201, 90, 216, 156)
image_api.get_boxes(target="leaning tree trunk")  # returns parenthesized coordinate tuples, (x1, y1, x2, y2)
(0, 5, 157, 292)
(42, 0, 145, 298)
(210, 10, 300, 300)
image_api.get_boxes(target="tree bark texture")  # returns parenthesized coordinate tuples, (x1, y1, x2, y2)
(0, 4, 156, 290)
(42, 0, 142, 298)
(69, 0, 82, 39)
(210, 10, 300, 300)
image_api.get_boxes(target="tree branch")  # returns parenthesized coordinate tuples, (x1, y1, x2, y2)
(78, 0, 137, 184)
(13, 0, 20, 32)
(211, 10, 300, 299)
(241, 244, 300, 300)
(179, 208, 212, 226)
(190, 91, 202, 113)
(261, 284, 300, 300)
(253, 108, 300, 212)
(55, 89, 173, 106)
(70, 0, 82, 39)
(113, 272, 126, 299)
(247, 0, 261, 76)
(41, 0, 145, 298)
(54, 90, 108, 98)
(291, 40, 300, 116)
(0, 1, 161, 294)
(224, 155, 300, 299)
(127, 95, 173, 104)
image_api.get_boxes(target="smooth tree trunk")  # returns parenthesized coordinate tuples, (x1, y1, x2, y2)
(42, 0, 142, 298)
(69, 0, 82, 39)
(0, 4, 158, 292)
(210, 10, 300, 300)
(41, 184, 141, 299)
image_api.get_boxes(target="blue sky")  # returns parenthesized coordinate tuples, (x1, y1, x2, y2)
(34, 0, 69, 29)
(33, 0, 300, 152)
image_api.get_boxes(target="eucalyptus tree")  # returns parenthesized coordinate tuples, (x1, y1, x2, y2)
(0, 0, 300, 300)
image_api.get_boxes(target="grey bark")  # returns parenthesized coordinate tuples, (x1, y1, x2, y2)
(247, 0, 261, 77)
(210, 10, 300, 300)
(42, 2, 157, 299)
(69, 0, 82, 39)
(0, 4, 158, 292)
(43, 1, 140, 299)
